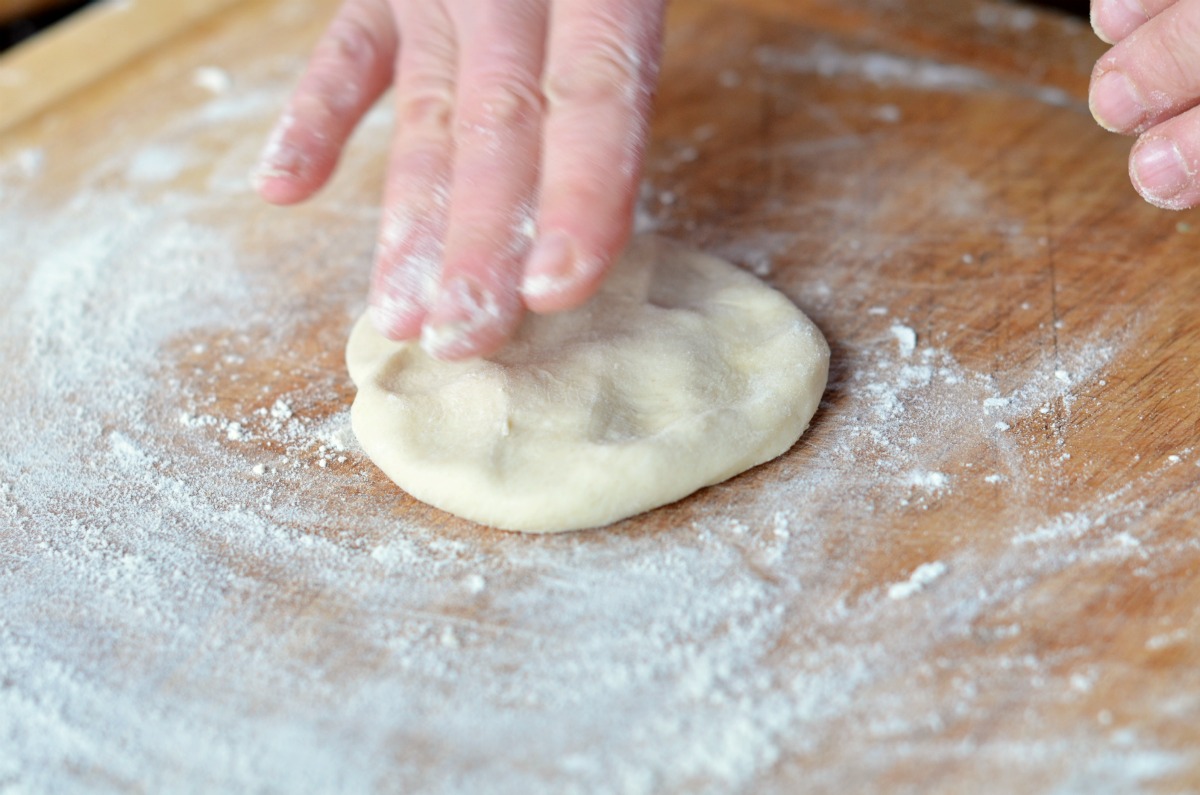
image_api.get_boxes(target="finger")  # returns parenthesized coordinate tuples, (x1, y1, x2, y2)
(1091, 0, 1177, 45)
(368, 3, 458, 341)
(419, 1, 549, 360)
(1128, 112, 1200, 208)
(1090, 1, 1200, 135)
(254, 0, 396, 204)
(520, 0, 665, 314)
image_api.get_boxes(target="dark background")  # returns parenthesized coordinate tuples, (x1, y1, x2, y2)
(1, 0, 91, 51)
(1034, 0, 1090, 14)
(0, 0, 1092, 53)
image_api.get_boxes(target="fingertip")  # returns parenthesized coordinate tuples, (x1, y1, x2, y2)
(251, 170, 312, 205)
(251, 114, 326, 203)
(1090, 0, 1147, 45)
(1090, 6, 1117, 45)
(368, 247, 440, 342)
(420, 323, 511, 360)
(520, 231, 618, 314)
(420, 277, 523, 360)
(1089, 69, 1146, 134)
(1130, 134, 1197, 210)
(369, 292, 427, 341)
(521, 263, 608, 314)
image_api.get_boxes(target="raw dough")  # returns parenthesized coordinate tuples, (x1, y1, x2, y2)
(346, 234, 829, 533)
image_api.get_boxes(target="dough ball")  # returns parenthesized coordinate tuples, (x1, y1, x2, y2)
(346, 235, 829, 533)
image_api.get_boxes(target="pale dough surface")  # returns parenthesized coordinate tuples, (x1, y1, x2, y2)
(346, 235, 830, 533)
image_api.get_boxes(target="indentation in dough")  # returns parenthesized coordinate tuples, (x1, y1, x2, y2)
(346, 234, 830, 533)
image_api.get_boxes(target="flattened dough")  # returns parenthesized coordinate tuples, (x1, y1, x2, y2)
(346, 235, 829, 533)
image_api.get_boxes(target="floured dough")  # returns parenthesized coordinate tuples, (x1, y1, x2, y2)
(346, 235, 829, 533)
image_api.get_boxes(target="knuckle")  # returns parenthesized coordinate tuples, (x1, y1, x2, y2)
(545, 36, 643, 107)
(396, 81, 455, 137)
(303, 14, 392, 117)
(1155, 12, 1200, 93)
(456, 76, 544, 135)
(320, 16, 382, 74)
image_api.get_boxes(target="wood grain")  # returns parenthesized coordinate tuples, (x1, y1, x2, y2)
(0, 0, 246, 134)
(2, 0, 1199, 791)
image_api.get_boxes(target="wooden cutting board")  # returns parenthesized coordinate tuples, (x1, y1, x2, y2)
(2, 0, 1198, 791)
(0, 0, 71, 24)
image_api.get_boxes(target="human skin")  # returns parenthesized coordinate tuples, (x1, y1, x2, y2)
(1090, 0, 1200, 209)
(255, 0, 1197, 359)
(252, 0, 667, 360)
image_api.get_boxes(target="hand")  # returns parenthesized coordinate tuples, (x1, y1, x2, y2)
(254, 0, 666, 358)
(1090, 0, 1200, 209)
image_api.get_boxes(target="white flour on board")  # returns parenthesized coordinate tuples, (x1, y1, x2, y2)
(754, 40, 1077, 109)
(0, 15, 1193, 795)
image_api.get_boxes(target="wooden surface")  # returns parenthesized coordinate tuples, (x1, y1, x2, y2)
(0, 0, 245, 133)
(0, 0, 69, 24)
(2, 0, 1199, 792)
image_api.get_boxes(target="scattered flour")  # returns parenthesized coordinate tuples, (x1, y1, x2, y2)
(192, 66, 233, 94)
(890, 323, 917, 358)
(756, 40, 1077, 108)
(0, 11, 1190, 795)
(906, 470, 950, 492)
(976, 4, 1039, 32)
(125, 145, 192, 183)
(888, 561, 948, 600)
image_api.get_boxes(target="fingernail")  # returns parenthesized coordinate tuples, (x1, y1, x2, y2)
(1132, 138, 1192, 206)
(420, 278, 503, 359)
(251, 146, 306, 189)
(1094, 0, 1146, 43)
(1090, 70, 1145, 133)
(251, 115, 306, 187)
(520, 232, 577, 298)
(369, 291, 419, 339)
